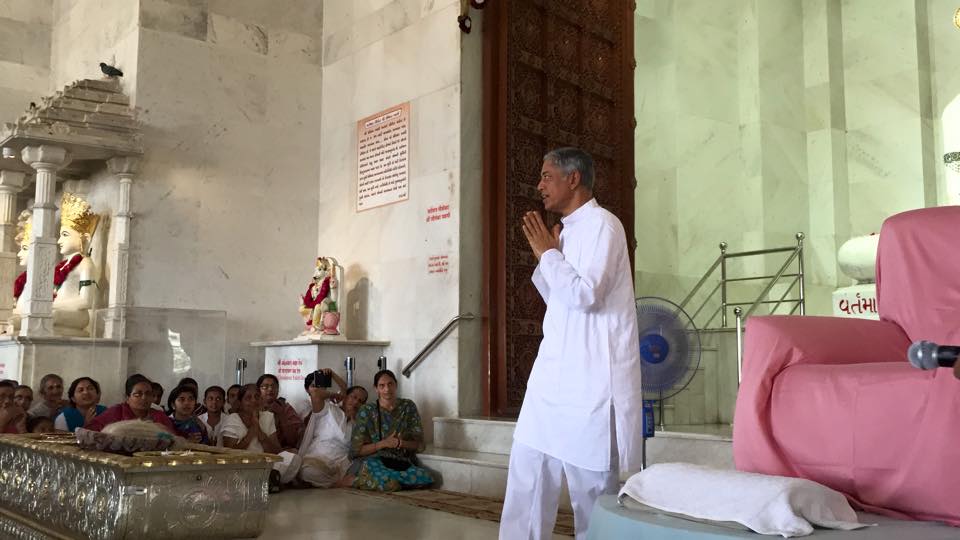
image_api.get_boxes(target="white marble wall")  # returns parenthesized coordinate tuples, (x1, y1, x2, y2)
(635, 0, 951, 324)
(927, 0, 960, 204)
(318, 0, 481, 440)
(49, 0, 139, 97)
(42, 1, 326, 381)
(842, 0, 937, 236)
(635, 0, 812, 323)
(0, 0, 51, 121)
(128, 0, 324, 379)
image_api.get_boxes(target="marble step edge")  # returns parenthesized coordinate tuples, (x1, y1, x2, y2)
(431, 418, 734, 456)
(419, 446, 573, 509)
(418, 446, 509, 469)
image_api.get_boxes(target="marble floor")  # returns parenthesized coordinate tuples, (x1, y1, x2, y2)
(256, 488, 570, 539)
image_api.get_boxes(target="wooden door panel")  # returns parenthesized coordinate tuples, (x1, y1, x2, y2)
(483, 0, 634, 416)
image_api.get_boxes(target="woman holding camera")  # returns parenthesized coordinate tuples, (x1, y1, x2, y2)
(349, 369, 433, 492)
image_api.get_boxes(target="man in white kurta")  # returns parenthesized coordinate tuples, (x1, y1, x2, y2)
(500, 147, 643, 540)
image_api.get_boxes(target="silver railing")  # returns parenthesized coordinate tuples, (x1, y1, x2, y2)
(235, 357, 248, 385)
(679, 233, 806, 331)
(401, 313, 477, 377)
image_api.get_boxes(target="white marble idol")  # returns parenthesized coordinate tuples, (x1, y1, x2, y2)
(51, 193, 101, 336)
(297, 256, 345, 340)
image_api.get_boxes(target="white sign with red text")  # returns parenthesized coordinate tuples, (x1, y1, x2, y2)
(832, 283, 879, 320)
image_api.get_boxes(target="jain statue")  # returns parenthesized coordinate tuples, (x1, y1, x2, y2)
(8, 210, 32, 332)
(52, 193, 101, 336)
(298, 256, 344, 339)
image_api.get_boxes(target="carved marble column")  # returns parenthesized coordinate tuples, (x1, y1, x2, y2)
(0, 170, 26, 323)
(104, 156, 138, 339)
(20, 145, 70, 337)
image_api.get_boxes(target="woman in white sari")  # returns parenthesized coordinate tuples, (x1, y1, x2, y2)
(222, 383, 300, 490)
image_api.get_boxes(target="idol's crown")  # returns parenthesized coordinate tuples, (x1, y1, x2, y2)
(15, 209, 31, 246)
(60, 192, 99, 236)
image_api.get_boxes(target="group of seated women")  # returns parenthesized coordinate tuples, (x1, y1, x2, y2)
(0, 368, 434, 493)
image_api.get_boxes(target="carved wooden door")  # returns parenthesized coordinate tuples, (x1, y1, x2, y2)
(483, 0, 635, 416)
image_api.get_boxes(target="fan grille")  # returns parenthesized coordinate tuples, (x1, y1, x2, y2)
(636, 297, 701, 400)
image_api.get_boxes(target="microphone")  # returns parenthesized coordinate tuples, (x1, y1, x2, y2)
(908, 340, 960, 370)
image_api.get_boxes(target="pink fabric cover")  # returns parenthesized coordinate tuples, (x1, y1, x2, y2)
(734, 206, 960, 526)
(876, 206, 960, 344)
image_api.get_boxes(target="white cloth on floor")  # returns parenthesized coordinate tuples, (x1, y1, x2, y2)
(500, 440, 618, 540)
(295, 402, 353, 487)
(513, 198, 643, 474)
(618, 463, 869, 538)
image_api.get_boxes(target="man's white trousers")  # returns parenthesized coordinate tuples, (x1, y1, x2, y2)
(499, 441, 618, 540)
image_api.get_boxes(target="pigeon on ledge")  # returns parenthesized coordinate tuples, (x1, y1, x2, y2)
(100, 62, 123, 78)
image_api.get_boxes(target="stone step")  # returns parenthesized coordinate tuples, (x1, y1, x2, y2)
(432, 417, 734, 470)
(433, 416, 515, 455)
(421, 424, 733, 511)
(418, 446, 572, 510)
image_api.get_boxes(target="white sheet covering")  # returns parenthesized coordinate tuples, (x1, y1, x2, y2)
(618, 463, 869, 538)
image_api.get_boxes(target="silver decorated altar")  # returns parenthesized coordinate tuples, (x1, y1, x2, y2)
(0, 433, 279, 539)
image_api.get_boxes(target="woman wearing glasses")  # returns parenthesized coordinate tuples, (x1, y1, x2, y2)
(84, 374, 176, 433)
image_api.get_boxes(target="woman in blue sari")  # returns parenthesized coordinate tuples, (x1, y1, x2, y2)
(54, 377, 107, 433)
(349, 370, 433, 492)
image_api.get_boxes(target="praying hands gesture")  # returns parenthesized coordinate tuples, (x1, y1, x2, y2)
(379, 431, 402, 451)
(521, 211, 561, 260)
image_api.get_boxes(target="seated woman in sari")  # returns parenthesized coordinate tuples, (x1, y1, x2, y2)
(0, 380, 26, 434)
(54, 377, 107, 433)
(349, 370, 433, 492)
(222, 383, 300, 490)
(85, 374, 175, 433)
(167, 385, 209, 444)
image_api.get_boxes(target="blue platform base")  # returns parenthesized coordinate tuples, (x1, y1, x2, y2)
(587, 495, 960, 539)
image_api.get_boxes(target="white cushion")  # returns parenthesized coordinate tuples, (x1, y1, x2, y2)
(618, 463, 870, 538)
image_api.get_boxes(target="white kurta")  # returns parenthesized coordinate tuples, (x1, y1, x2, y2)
(513, 198, 643, 473)
(296, 403, 353, 487)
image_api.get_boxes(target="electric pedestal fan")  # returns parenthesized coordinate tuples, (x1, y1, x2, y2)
(635, 296, 702, 466)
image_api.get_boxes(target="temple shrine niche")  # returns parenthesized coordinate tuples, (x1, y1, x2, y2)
(0, 78, 142, 399)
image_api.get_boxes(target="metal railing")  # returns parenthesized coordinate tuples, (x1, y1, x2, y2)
(401, 313, 477, 377)
(679, 233, 806, 331)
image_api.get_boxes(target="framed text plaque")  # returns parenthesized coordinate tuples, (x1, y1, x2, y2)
(356, 102, 410, 211)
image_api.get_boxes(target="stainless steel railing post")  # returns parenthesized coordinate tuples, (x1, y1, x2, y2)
(719, 242, 728, 327)
(734, 308, 744, 385)
(796, 232, 805, 316)
(235, 357, 247, 385)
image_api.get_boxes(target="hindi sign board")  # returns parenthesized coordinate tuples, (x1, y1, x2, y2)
(357, 102, 410, 211)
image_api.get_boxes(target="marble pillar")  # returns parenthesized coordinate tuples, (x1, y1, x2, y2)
(0, 170, 25, 323)
(19, 145, 70, 337)
(104, 156, 137, 339)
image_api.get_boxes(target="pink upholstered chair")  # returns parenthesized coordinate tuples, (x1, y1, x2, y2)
(733, 206, 960, 525)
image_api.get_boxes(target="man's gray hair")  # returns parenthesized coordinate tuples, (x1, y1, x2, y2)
(543, 147, 595, 191)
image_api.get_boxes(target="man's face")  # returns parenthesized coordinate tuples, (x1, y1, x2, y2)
(538, 160, 574, 214)
(13, 388, 32, 410)
(43, 378, 63, 402)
